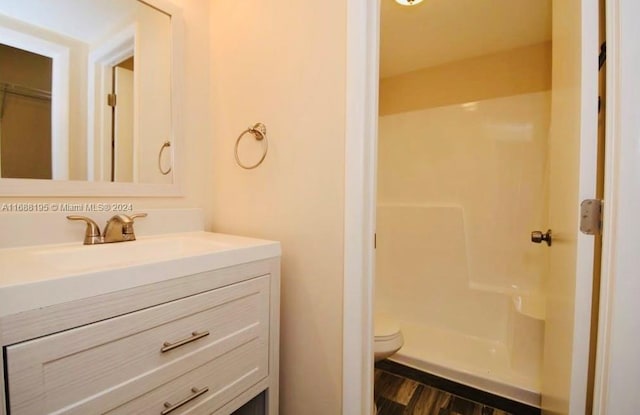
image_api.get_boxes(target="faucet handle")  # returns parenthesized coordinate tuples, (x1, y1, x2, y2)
(119, 213, 147, 239)
(129, 213, 148, 221)
(67, 215, 103, 245)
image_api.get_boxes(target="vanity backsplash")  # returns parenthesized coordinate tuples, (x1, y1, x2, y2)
(0, 207, 204, 249)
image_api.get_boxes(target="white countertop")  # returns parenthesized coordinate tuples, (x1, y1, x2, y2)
(0, 231, 281, 318)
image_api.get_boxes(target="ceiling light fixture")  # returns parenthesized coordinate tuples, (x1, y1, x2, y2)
(395, 0, 424, 6)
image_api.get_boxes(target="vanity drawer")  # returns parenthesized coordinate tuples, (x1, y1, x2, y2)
(106, 336, 265, 415)
(6, 275, 270, 415)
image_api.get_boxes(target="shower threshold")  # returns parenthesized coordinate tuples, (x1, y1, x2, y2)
(390, 322, 541, 407)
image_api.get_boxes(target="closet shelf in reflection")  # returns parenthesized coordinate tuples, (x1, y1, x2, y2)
(0, 82, 51, 102)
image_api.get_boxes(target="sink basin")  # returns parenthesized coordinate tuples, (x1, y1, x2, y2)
(0, 231, 281, 318)
(32, 236, 233, 272)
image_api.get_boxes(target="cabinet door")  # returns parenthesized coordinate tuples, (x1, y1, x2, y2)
(6, 276, 270, 414)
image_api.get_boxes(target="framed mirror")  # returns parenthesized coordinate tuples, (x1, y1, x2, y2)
(0, 0, 183, 196)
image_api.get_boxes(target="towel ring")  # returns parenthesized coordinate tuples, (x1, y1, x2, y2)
(234, 123, 268, 170)
(158, 141, 172, 175)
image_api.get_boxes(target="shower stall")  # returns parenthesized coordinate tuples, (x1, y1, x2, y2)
(375, 2, 554, 407)
(375, 70, 550, 406)
(368, 0, 608, 412)
(376, 91, 550, 406)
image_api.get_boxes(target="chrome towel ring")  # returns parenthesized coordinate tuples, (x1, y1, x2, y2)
(234, 123, 268, 170)
(158, 140, 172, 175)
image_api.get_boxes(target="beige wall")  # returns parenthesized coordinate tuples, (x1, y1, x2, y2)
(0, 0, 214, 229)
(1, 1, 346, 412)
(379, 42, 551, 115)
(209, 1, 346, 414)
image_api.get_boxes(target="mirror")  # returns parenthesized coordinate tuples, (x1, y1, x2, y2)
(0, 0, 175, 186)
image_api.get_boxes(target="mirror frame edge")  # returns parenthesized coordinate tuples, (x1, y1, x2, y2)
(0, 0, 185, 197)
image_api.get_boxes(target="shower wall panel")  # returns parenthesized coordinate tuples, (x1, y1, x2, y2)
(377, 91, 551, 341)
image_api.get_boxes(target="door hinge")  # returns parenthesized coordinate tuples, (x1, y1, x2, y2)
(107, 93, 117, 107)
(580, 199, 603, 235)
(374, 233, 377, 249)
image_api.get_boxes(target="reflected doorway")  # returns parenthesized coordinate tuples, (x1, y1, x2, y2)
(110, 56, 134, 182)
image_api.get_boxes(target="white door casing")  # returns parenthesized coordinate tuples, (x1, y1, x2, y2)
(86, 25, 135, 182)
(593, 0, 640, 413)
(343, 0, 380, 414)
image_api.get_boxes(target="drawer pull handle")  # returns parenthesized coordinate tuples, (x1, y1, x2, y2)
(161, 330, 210, 353)
(161, 386, 209, 415)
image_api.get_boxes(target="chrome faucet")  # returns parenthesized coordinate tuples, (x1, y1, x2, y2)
(67, 213, 147, 245)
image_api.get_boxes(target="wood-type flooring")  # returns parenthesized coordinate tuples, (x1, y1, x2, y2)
(375, 368, 512, 415)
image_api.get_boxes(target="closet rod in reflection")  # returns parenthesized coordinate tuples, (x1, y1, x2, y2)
(0, 82, 51, 101)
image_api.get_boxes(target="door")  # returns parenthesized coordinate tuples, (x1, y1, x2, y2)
(542, 0, 600, 413)
(113, 66, 134, 182)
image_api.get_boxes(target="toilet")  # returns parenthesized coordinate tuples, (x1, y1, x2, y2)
(373, 316, 404, 414)
(374, 315, 404, 362)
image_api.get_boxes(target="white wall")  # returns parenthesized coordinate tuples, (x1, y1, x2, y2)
(0, 0, 135, 46)
(209, 1, 346, 414)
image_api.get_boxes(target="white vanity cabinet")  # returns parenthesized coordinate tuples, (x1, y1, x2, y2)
(0, 250, 280, 415)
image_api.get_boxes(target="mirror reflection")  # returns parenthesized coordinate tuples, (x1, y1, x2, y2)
(0, 0, 173, 183)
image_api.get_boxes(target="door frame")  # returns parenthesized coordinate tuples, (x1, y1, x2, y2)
(343, 1, 380, 414)
(592, 0, 640, 412)
(86, 25, 135, 182)
(342, 0, 624, 413)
